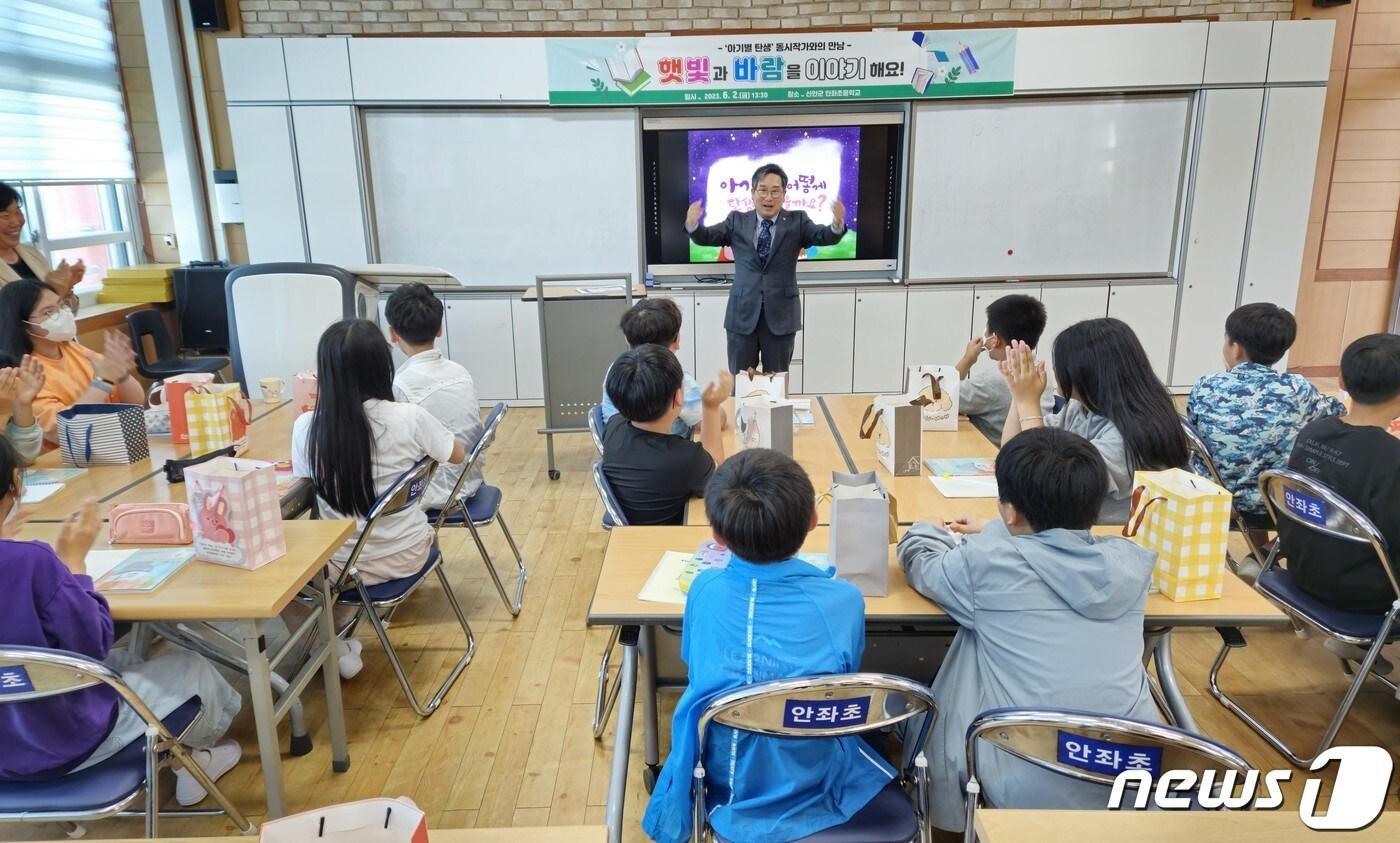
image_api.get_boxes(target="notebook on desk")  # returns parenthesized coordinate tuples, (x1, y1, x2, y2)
(86, 548, 195, 594)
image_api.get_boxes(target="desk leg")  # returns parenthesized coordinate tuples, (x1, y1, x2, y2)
(1151, 629, 1199, 734)
(240, 619, 286, 818)
(316, 571, 351, 773)
(640, 624, 660, 790)
(605, 626, 640, 843)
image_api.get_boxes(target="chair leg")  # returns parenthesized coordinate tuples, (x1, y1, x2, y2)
(357, 564, 476, 718)
(145, 731, 159, 838)
(1207, 621, 1395, 767)
(593, 625, 624, 739)
(464, 514, 527, 617)
(164, 741, 254, 834)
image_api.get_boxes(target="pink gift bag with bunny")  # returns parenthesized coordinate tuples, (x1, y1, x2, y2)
(184, 457, 286, 570)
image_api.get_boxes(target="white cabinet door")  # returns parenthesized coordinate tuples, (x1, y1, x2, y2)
(649, 291, 697, 375)
(1108, 283, 1179, 383)
(1040, 283, 1110, 368)
(444, 297, 517, 401)
(802, 290, 856, 394)
(226, 106, 306, 262)
(853, 288, 908, 394)
(291, 106, 368, 266)
(511, 298, 543, 401)
(692, 292, 729, 382)
(905, 286, 976, 369)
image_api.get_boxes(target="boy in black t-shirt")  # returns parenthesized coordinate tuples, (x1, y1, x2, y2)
(1281, 333, 1400, 615)
(602, 345, 731, 525)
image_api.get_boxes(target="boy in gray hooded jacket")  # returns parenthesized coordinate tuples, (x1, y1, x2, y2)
(897, 427, 1161, 831)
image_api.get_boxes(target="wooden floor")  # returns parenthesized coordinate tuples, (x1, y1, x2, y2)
(10, 407, 1398, 840)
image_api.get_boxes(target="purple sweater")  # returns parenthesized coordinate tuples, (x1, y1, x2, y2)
(0, 539, 117, 780)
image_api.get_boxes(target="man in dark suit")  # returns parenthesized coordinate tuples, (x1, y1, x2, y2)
(686, 163, 847, 373)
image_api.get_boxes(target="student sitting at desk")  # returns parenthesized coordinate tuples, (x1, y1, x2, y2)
(643, 449, 897, 843)
(0, 440, 243, 805)
(384, 282, 485, 508)
(1001, 318, 1188, 524)
(601, 345, 729, 526)
(601, 298, 702, 438)
(0, 279, 143, 441)
(897, 427, 1161, 832)
(291, 319, 467, 678)
(955, 293, 1056, 445)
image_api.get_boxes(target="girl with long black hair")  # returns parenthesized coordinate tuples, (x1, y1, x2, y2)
(1001, 317, 1188, 524)
(290, 319, 466, 676)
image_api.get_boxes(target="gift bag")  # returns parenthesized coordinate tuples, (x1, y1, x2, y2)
(185, 457, 287, 570)
(828, 470, 893, 596)
(733, 369, 786, 402)
(260, 797, 427, 843)
(906, 365, 960, 431)
(58, 404, 150, 467)
(149, 373, 216, 445)
(735, 396, 794, 455)
(860, 395, 923, 476)
(293, 371, 318, 415)
(1123, 468, 1232, 602)
(184, 384, 252, 456)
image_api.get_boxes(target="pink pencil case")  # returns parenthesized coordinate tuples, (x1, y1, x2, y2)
(108, 503, 194, 546)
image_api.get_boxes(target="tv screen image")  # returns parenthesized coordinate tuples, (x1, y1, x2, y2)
(687, 126, 860, 263)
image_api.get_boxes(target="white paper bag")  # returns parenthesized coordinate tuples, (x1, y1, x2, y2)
(907, 365, 961, 431)
(260, 797, 427, 843)
(860, 395, 923, 476)
(734, 369, 787, 403)
(735, 396, 794, 456)
(828, 471, 892, 596)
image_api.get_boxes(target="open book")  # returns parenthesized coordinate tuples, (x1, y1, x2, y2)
(86, 548, 195, 594)
(606, 47, 652, 96)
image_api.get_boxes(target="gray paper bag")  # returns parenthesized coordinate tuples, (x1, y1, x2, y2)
(828, 470, 891, 597)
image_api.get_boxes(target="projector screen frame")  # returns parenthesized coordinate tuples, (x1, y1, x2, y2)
(642, 106, 909, 278)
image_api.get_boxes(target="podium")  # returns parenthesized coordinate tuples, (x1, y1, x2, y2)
(226, 263, 461, 393)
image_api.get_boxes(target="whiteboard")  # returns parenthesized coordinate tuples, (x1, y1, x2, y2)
(907, 95, 1191, 280)
(364, 109, 640, 286)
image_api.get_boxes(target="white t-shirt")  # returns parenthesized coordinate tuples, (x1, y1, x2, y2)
(393, 349, 484, 508)
(292, 399, 456, 571)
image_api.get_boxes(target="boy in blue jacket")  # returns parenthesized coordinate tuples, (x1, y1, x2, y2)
(643, 449, 895, 843)
(897, 427, 1161, 831)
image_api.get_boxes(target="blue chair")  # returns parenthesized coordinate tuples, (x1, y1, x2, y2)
(1208, 468, 1399, 767)
(589, 404, 607, 457)
(428, 403, 528, 617)
(963, 707, 1253, 842)
(691, 673, 938, 843)
(591, 460, 629, 738)
(1179, 416, 1267, 574)
(331, 457, 476, 718)
(0, 646, 251, 838)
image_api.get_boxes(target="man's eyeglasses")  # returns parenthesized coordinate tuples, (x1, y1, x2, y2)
(753, 187, 785, 198)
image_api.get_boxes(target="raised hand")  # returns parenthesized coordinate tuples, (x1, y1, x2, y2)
(686, 199, 704, 230)
(15, 355, 45, 404)
(701, 369, 734, 408)
(956, 334, 985, 378)
(999, 340, 1047, 407)
(55, 498, 101, 574)
(93, 330, 137, 384)
(0, 369, 19, 404)
(832, 197, 846, 230)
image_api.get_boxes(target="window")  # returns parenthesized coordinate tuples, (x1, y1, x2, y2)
(14, 181, 142, 289)
(1, 1, 142, 289)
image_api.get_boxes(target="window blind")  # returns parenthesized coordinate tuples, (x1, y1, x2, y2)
(0, 0, 134, 181)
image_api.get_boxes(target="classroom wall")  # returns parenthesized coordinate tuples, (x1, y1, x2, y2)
(233, 0, 1293, 36)
(1289, 0, 1400, 372)
(112, 0, 179, 265)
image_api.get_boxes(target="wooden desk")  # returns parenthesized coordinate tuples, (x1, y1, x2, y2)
(16, 518, 355, 819)
(685, 397, 853, 525)
(24, 400, 295, 521)
(973, 809, 1400, 842)
(822, 393, 1002, 524)
(589, 525, 1285, 630)
(49, 828, 609, 843)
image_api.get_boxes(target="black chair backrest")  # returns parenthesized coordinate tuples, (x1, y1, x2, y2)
(127, 308, 176, 365)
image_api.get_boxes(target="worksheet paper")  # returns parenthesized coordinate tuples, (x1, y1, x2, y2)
(929, 475, 999, 498)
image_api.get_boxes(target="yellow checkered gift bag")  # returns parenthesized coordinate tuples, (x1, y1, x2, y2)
(1123, 468, 1232, 602)
(183, 384, 252, 456)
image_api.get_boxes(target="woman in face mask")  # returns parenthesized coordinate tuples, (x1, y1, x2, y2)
(0, 280, 142, 439)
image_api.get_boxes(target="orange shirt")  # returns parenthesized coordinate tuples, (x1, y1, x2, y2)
(33, 343, 118, 432)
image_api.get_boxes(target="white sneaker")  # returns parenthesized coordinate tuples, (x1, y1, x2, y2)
(174, 740, 242, 807)
(337, 637, 364, 680)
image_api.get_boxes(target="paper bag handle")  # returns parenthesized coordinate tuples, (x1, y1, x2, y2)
(859, 404, 883, 439)
(1121, 485, 1169, 538)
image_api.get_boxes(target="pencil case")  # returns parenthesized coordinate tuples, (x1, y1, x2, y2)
(108, 503, 194, 546)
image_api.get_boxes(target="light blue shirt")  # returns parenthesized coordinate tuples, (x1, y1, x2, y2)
(642, 555, 895, 843)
